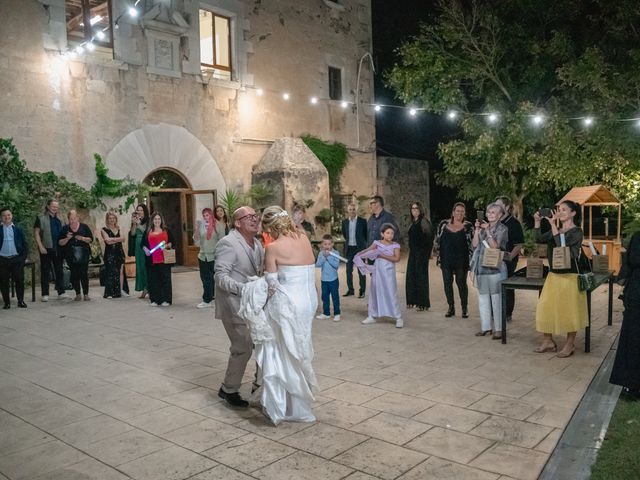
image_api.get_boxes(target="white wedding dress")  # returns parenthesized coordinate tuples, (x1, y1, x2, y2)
(238, 265, 318, 425)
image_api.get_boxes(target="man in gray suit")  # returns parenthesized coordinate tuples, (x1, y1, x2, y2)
(214, 206, 264, 407)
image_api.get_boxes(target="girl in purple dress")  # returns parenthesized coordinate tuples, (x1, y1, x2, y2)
(356, 223, 403, 328)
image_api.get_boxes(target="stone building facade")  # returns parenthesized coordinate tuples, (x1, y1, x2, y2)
(376, 156, 430, 244)
(0, 0, 376, 264)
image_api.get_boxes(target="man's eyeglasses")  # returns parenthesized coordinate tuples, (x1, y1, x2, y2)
(237, 213, 259, 221)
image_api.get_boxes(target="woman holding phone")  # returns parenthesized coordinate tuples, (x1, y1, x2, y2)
(129, 204, 149, 298)
(533, 200, 586, 357)
(471, 203, 509, 339)
(434, 202, 474, 318)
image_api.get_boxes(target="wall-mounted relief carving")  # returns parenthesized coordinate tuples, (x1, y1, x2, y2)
(141, 2, 189, 78)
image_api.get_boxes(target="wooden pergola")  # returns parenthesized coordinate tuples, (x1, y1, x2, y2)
(557, 185, 622, 272)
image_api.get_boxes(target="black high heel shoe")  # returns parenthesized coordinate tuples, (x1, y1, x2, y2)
(445, 306, 455, 318)
(475, 330, 492, 336)
(461, 308, 469, 318)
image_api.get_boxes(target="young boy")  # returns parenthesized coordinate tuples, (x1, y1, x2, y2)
(316, 234, 341, 322)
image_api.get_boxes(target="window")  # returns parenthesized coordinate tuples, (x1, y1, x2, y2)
(328, 66, 342, 101)
(199, 9, 232, 79)
(65, 0, 113, 50)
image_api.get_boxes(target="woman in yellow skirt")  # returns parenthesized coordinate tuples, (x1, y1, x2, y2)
(534, 200, 587, 357)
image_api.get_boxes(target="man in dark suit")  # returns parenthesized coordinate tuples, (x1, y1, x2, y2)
(0, 208, 28, 309)
(341, 203, 367, 298)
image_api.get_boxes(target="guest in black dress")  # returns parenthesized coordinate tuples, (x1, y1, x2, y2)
(58, 210, 93, 301)
(406, 202, 434, 311)
(434, 202, 474, 318)
(610, 231, 640, 399)
(101, 211, 129, 299)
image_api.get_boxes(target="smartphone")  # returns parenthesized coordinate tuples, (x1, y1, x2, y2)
(476, 210, 485, 222)
(538, 207, 553, 218)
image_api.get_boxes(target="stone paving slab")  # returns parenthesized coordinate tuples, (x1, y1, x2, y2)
(0, 262, 622, 480)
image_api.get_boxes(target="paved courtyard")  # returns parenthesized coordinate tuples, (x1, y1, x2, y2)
(0, 262, 622, 480)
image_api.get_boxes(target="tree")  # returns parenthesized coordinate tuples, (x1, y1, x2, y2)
(386, 0, 640, 220)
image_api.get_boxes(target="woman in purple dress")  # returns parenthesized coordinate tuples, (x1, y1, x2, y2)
(356, 223, 403, 328)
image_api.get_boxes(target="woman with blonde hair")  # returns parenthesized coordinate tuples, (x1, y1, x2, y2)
(101, 211, 129, 298)
(247, 205, 318, 424)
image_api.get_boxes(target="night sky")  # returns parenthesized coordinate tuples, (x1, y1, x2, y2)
(371, 0, 460, 220)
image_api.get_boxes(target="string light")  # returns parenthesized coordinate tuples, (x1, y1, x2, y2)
(532, 114, 544, 126)
(58, 3, 640, 138)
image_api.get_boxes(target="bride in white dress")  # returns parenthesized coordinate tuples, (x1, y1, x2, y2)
(241, 206, 318, 424)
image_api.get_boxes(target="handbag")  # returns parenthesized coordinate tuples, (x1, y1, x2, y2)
(481, 247, 504, 268)
(69, 245, 89, 265)
(163, 248, 176, 265)
(575, 255, 595, 292)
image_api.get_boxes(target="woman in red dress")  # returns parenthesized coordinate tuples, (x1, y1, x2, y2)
(142, 212, 175, 306)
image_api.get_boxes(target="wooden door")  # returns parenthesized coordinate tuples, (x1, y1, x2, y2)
(182, 190, 217, 267)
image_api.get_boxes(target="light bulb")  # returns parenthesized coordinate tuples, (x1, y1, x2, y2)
(583, 116, 594, 127)
(129, 7, 138, 17)
(409, 108, 417, 116)
(96, 30, 106, 40)
(86, 42, 96, 51)
(532, 114, 544, 126)
(341, 101, 349, 109)
(310, 97, 318, 105)
(487, 113, 499, 123)
(256, 88, 264, 96)
(282, 93, 290, 100)
(447, 110, 457, 120)
(75, 45, 84, 54)
(374, 104, 381, 112)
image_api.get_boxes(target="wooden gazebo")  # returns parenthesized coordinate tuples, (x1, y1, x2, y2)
(557, 185, 622, 273)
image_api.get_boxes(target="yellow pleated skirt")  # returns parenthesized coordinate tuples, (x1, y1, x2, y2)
(535, 272, 588, 335)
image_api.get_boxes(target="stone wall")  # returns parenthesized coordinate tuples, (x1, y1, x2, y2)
(376, 156, 430, 245)
(0, 0, 375, 205)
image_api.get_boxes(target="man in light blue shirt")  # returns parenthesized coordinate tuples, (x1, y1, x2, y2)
(0, 208, 28, 309)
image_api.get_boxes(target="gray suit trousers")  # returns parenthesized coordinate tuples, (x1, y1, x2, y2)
(221, 318, 253, 393)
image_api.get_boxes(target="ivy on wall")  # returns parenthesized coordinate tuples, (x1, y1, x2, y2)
(0, 138, 151, 245)
(301, 134, 348, 193)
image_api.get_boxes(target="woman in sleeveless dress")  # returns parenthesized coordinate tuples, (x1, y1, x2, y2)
(101, 212, 128, 298)
(251, 205, 319, 424)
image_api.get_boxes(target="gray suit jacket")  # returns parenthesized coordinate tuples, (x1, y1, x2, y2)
(214, 229, 265, 324)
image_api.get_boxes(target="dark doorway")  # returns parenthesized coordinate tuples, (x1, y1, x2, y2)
(143, 168, 217, 266)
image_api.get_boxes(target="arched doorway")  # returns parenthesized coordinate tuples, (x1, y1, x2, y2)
(144, 168, 217, 266)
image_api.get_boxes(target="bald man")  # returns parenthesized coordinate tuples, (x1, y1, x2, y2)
(214, 206, 264, 407)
